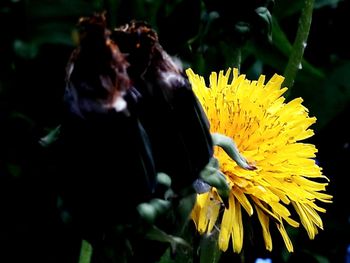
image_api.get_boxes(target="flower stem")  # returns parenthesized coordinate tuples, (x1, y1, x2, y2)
(283, 0, 314, 92)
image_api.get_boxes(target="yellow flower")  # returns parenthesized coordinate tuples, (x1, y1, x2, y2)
(186, 68, 332, 253)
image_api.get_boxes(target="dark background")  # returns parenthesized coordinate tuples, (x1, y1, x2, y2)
(0, 0, 349, 262)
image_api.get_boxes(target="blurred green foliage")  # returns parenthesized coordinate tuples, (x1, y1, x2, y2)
(0, 0, 349, 262)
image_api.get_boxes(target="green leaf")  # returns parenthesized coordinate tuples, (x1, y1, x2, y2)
(13, 0, 104, 59)
(243, 17, 325, 86)
(199, 229, 222, 263)
(300, 60, 350, 130)
(271, 18, 293, 57)
(274, 0, 304, 19)
(7, 163, 21, 177)
(145, 225, 191, 251)
(244, 40, 287, 72)
(39, 125, 61, 147)
(78, 240, 93, 263)
(313, 254, 331, 263)
(156, 248, 175, 263)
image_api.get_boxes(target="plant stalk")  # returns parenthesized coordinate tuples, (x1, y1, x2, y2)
(283, 0, 314, 92)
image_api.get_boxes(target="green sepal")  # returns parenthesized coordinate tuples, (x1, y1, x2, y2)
(199, 157, 230, 207)
(211, 133, 256, 170)
(199, 159, 229, 196)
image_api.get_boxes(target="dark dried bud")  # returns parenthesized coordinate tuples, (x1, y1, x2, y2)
(112, 21, 213, 194)
(65, 12, 130, 117)
(112, 20, 186, 96)
(112, 20, 159, 78)
(76, 12, 109, 44)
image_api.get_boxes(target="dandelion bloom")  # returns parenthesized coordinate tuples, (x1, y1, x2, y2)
(186, 68, 332, 253)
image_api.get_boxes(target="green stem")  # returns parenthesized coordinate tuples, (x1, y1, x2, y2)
(78, 239, 93, 263)
(283, 0, 314, 92)
(232, 47, 242, 71)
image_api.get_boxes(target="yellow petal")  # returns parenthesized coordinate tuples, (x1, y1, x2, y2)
(231, 196, 244, 253)
(276, 222, 294, 252)
(232, 187, 253, 216)
(255, 204, 273, 251)
(218, 194, 235, 251)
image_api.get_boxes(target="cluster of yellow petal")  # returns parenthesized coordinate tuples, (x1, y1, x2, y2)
(186, 68, 332, 253)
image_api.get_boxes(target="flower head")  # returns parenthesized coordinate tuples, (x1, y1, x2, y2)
(186, 68, 332, 253)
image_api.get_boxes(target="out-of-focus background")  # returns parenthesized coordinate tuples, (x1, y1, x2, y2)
(0, 0, 349, 262)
